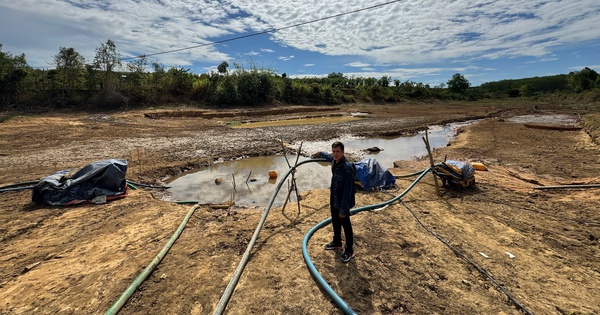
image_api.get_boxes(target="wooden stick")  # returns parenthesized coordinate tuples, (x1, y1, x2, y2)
(245, 171, 252, 184)
(229, 173, 237, 215)
(422, 129, 441, 196)
(281, 139, 291, 168)
(293, 142, 303, 214)
(281, 142, 303, 214)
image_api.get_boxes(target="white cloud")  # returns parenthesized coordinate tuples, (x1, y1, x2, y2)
(229, 0, 600, 64)
(1, 0, 599, 75)
(0, 0, 236, 68)
(304, 63, 315, 67)
(245, 51, 261, 56)
(345, 62, 370, 67)
(569, 65, 600, 71)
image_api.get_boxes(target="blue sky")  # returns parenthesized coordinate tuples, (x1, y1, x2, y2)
(1, 0, 599, 86)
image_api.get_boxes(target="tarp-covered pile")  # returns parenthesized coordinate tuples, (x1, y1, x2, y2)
(353, 158, 396, 191)
(32, 159, 128, 206)
(433, 160, 475, 189)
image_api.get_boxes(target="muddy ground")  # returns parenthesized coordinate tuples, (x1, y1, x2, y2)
(0, 101, 599, 315)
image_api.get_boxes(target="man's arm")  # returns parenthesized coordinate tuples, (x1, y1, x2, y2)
(312, 151, 333, 162)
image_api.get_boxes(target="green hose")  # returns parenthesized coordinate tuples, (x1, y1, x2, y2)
(105, 203, 200, 315)
(393, 169, 426, 178)
(213, 159, 322, 314)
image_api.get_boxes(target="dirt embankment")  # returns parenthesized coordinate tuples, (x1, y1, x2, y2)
(0, 101, 599, 315)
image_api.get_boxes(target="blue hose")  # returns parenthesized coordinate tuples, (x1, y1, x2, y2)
(301, 168, 432, 314)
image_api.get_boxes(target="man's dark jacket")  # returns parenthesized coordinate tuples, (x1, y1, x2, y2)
(319, 152, 356, 215)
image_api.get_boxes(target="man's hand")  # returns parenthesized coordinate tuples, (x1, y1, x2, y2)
(339, 213, 346, 218)
(311, 152, 321, 159)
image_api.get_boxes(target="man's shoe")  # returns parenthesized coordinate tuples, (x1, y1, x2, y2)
(324, 242, 343, 250)
(341, 251, 355, 263)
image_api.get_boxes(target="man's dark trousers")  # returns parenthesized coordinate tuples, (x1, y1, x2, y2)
(331, 206, 353, 251)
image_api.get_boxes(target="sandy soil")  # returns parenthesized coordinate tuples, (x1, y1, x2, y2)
(0, 101, 599, 315)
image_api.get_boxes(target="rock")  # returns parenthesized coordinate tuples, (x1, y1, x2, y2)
(22, 261, 42, 274)
(215, 178, 223, 185)
(364, 146, 383, 153)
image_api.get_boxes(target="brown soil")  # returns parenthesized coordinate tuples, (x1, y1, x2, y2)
(1, 101, 599, 315)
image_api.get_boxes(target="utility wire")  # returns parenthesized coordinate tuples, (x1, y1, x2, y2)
(121, 0, 403, 60)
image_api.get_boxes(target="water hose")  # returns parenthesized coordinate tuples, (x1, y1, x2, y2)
(212, 158, 325, 314)
(0, 180, 38, 190)
(0, 180, 165, 194)
(393, 169, 426, 178)
(302, 167, 531, 315)
(0, 185, 35, 193)
(533, 184, 600, 190)
(125, 180, 170, 189)
(105, 203, 201, 315)
(399, 200, 533, 315)
(302, 168, 432, 315)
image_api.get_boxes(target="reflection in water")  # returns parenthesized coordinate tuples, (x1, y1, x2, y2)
(168, 156, 328, 206)
(168, 121, 477, 206)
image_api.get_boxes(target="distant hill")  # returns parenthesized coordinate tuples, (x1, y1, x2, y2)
(478, 74, 568, 96)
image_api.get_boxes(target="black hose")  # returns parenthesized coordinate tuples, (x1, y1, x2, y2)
(0, 185, 35, 193)
(0, 180, 39, 190)
(399, 200, 533, 315)
(125, 180, 170, 189)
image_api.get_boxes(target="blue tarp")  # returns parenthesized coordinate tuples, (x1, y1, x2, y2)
(32, 159, 128, 206)
(353, 158, 396, 191)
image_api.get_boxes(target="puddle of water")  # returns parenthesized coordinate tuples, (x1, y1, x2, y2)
(167, 155, 329, 206)
(168, 120, 477, 206)
(230, 116, 361, 128)
(344, 127, 453, 168)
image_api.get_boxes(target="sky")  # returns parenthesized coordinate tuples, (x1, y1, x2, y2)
(1, 0, 599, 86)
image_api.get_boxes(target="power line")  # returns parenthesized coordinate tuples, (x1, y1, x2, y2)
(121, 0, 403, 61)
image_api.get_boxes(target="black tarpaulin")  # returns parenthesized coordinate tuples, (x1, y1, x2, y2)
(32, 159, 128, 206)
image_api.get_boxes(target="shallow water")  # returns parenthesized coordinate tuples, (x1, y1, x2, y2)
(167, 120, 477, 206)
(230, 115, 361, 128)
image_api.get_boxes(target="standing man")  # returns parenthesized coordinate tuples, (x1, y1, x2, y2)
(312, 141, 356, 263)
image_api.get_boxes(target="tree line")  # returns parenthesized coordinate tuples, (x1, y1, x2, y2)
(1, 40, 598, 111)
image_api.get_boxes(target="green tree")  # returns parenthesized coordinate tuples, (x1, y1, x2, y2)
(519, 84, 534, 97)
(567, 67, 598, 92)
(167, 67, 194, 96)
(447, 73, 470, 94)
(124, 56, 150, 102)
(217, 61, 229, 75)
(54, 47, 85, 91)
(93, 39, 121, 90)
(0, 44, 29, 107)
(379, 75, 391, 87)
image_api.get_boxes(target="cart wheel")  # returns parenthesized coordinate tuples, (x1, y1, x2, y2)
(469, 179, 476, 189)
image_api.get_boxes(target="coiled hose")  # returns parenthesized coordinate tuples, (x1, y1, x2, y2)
(301, 168, 431, 315)
(302, 168, 532, 315)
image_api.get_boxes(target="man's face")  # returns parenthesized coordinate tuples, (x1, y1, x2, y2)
(332, 146, 344, 162)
